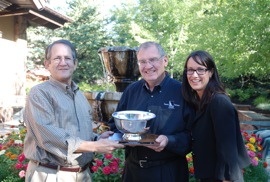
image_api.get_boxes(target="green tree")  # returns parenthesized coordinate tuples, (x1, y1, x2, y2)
(27, 0, 112, 85)
(27, 0, 270, 95)
(109, 0, 270, 85)
(27, 27, 56, 69)
(61, 0, 112, 84)
(109, 0, 191, 78)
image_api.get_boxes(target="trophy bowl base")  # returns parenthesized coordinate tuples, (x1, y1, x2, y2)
(109, 133, 158, 146)
(123, 133, 142, 141)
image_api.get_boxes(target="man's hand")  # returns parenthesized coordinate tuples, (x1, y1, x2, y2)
(99, 131, 114, 139)
(146, 135, 168, 152)
(94, 139, 125, 154)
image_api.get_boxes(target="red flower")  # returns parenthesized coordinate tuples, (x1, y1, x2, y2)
(111, 165, 119, 174)
(18, 153, 25, 163)
(113, 157, 120, 164)
(15, 163, 23, 169)
(189, 167, 194, 174)
(105, 153, 113, 160)
(264, 162, 268, 168)
(91, 165, 99, 173)
(102, 166, 111, 175)
(95, 159, 103, 167)
(110, 161, 118, 167)
(23, 163, 28, 170)
(245, 136, 250, 141)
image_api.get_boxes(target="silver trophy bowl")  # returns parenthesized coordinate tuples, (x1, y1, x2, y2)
(112, 110, 156, 141)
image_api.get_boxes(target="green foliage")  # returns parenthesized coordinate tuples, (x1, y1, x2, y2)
(108, 1, 139, 46)
(224, 75, 270, 105)
(26, 0, 269, 101)
(228, 88, 252, 102)
(92, 149, 125, 182)
(109, 0, 270, 82)
(244, 161, 269, 182)
(27, 0, 111, 85)
(1, 175, 23, 182)
(62, 0, 112, 84)
(78, 82, 115, 92)
(0, 127, 28, 182)
(253, 96, 270, 106)
(242, 131, 269, 181)
(26, 26, 56, 69)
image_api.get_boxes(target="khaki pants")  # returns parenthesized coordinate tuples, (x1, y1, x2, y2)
(25, 161, 92, 182)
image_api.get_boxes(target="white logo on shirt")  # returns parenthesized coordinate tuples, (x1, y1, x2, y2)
(164, 101, 180, 109)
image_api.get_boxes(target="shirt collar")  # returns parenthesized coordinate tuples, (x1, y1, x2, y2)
(143, 72, 170, 91)
(48, 76, 79, 93)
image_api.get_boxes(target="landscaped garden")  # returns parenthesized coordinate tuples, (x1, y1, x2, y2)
(1, 125, 269, 182)
(0, 0, 269, 181)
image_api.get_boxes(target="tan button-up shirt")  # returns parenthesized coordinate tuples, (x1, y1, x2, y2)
(24, 77, 94, 167)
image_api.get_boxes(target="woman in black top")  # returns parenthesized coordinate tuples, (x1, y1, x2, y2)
(181, 50, 250, 182)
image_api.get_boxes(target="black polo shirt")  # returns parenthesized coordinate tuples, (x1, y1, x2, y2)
(112, 73, 193, 160)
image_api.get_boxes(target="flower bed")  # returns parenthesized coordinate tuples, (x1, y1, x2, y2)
(242, 131, 269, 181)
(91, 149, 125, 182)
(0, 126, 28, 182)
(0, 127, 269, 181)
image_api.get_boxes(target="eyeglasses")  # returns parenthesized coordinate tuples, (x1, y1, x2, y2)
(51, 56, 73, 64)
(138, 55, 164, 66)
(185, 68, 208, 75)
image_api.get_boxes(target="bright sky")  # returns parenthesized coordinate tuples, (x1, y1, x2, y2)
(48, 0, 124, 16)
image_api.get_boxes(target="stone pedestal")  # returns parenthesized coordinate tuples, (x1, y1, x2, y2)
(84, 91, 122, 123)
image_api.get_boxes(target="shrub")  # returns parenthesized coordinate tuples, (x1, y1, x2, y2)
(253, 95, 270, 107)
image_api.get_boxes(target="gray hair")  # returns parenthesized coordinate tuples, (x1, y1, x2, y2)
(45, 39, 77, 63)
(137, 41, 166, 57)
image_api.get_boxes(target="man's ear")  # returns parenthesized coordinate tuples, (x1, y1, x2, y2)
(44, 60, 50, 69)
(163, 55, 169, 66)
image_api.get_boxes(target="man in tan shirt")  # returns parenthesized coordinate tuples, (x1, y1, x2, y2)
(24, 39, 124, 182)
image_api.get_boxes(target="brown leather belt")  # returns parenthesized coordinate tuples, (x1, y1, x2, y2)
(32, 161, 91, 173)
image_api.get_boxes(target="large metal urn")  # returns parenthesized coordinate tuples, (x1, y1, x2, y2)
(98, 46, 140, 92)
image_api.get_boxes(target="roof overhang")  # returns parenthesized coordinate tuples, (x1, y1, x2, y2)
(0, 0, 72, 29)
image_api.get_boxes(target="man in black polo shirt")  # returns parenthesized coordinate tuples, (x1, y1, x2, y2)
(110, 41, 193, 182)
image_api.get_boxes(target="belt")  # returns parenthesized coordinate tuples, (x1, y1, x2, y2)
(129, 157, 177, 168)
(32, 161, 92, 173)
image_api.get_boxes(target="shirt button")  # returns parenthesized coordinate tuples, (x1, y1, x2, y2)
(151, 95, 153, 97)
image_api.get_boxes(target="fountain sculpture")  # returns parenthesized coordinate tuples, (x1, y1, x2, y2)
(98, 46, 140, 92)
(84, 46, 140, 126)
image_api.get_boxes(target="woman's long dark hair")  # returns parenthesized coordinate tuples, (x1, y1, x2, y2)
(182, 50, 227, 111)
